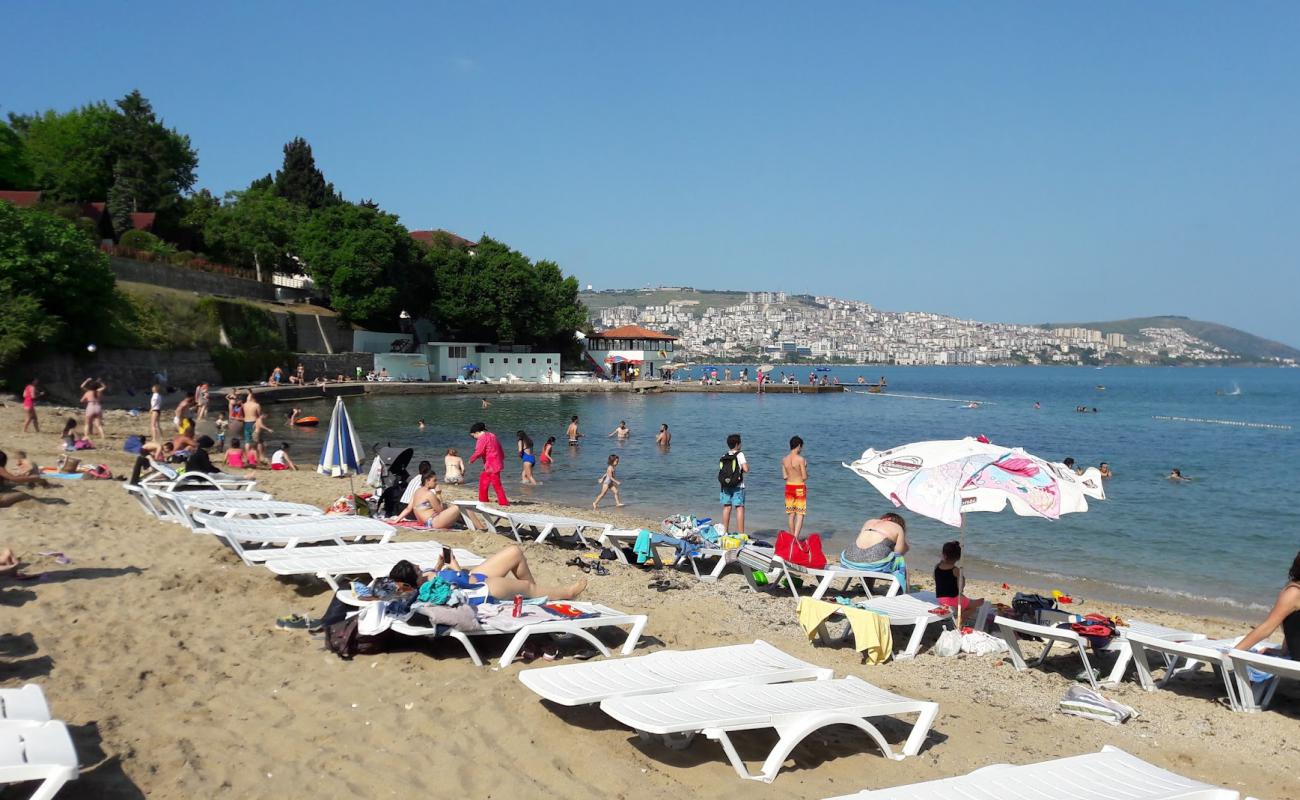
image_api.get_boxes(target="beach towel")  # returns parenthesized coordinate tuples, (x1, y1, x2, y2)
(840, 552, 908, 589)
(1058, 685, 1137, 725)
(797, 597, 893, 664)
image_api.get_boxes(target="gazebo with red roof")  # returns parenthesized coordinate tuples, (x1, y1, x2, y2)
(582, 324, 677, 379)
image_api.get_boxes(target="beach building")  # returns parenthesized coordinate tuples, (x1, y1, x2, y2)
(351, 332, 560, 382)
(583, 324, 676, 379)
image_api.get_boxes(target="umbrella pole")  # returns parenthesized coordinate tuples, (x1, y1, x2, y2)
(956, 517, 967, 631)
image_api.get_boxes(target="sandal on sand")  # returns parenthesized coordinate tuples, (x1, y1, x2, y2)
(566, 557, 591, 573)
(275, 614, 313, 631)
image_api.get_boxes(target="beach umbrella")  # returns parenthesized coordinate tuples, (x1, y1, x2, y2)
(318, 396, 364, 478)
(606, 355, 628, 364)
(462, 363, 477, 371)
(845, 438, 1102, 627)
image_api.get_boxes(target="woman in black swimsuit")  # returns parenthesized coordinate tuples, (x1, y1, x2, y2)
(1236, 549, 1300, 660)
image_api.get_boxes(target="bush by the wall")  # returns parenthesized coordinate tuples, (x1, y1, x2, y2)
(210, 346, 291, 384)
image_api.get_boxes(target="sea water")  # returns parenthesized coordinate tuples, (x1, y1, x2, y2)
(284, 366, 1300, 618)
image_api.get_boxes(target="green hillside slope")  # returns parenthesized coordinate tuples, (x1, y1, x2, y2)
(1040, 316, 1299, 360)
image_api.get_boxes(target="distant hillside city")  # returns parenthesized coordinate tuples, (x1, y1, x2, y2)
(583, 287, 1297, 366)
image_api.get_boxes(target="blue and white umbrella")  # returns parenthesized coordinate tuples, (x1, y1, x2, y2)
(317, 396, 364, 477)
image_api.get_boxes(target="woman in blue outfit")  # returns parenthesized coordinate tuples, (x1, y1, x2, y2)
(517, 430, 539, 485)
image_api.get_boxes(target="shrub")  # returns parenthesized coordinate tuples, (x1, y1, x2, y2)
(210, 346, 291, 384)
(118, 229, 161, 250)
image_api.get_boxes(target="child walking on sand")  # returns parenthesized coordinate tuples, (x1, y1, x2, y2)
(593, 454, 623, 508)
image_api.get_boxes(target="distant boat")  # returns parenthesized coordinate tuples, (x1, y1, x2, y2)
(1217, 382, 1242, 397)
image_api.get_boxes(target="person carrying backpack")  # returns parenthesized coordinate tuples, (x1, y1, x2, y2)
(718, 433, 749, 533)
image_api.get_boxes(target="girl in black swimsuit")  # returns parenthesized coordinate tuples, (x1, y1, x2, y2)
(1236, 550, 1300, 660)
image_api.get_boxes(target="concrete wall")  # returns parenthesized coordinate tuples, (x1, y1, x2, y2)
(374, 353, 431, 381)
(24, 348, 220, 407)
(111, 256, 275, 301)
(289, 353, 375, 381)
(478, 352, 561, 382)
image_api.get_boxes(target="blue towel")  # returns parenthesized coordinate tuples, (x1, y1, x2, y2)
(840, 552, 908, 590)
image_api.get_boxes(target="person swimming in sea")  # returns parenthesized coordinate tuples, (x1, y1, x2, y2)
(1168, 468, 1189, 482)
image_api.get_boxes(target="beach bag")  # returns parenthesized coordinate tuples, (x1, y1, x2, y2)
(775, 531, 827, 569)
(84, 464, 112, 480)
(74, 438, 94, 451)
(325, 617, 360, 659)
(1012, 592, 1057, 622)
(933, 628, 963, 657)
(718, 452, 743, 489)
(124, 435, 145, 455)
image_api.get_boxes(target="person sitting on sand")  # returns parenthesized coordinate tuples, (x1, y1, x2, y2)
(225, 438, 246, 469)
(392, 472, 462, 529)
(185, 436, 222, 474)
(0, 548, 21, 577)
(391, 544, 586, 604)
(840, 512, 910, 588)
(270, 443, 297, 471)
(12, 451, 38, 477)
(1234, 549, 1300, 661)
(934, 541, 984, 620)
(61, 417, 79, 451)
(0, 450, 52, 507)
(443, 449, 464, 485)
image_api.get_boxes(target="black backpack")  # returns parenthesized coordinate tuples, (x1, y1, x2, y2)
(718, 452, 743, 489)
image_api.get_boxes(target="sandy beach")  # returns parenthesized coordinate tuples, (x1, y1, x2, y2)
(1, 401, 1296, 800)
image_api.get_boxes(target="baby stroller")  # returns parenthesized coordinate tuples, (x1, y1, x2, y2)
(370, 445, 414, 517)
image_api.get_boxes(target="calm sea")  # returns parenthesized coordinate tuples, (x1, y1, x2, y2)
(283, 366, 1300, 619)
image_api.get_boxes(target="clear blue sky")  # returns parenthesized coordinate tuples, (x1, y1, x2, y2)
(8, 2, 1299, 345)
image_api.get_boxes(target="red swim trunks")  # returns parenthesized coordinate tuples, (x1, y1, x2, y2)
(784, 483, 807, 514)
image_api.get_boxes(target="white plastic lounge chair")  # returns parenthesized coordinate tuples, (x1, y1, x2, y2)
(1229, 647, 1300, 713)
(450, 500, 488, 531)
(817, 591, 988, 660)
(995, 616, 1205, 688)
(379, 600, 646, 668)
(599, 676, 938, 783)
(141, 459, 257, 491)
(473, 506, 612, 547)
(735, 544, 894, 600)
(823, 745, 1249, 800)
(258, 542, 483, 589)
(775, 558, 902, 603)
(0, 721, 79, 800)
(177, 496, 322, 531)
(191, 513, 396, 565)
(0, 685, 50, 723)
(519, 640, 834, 706)
(1127, 632, 1243, 709)
(598, 529, 733, 581)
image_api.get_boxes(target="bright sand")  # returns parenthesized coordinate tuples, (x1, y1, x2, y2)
(1, 403, 1296, 799)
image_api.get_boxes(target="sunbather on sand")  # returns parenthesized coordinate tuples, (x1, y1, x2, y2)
(1235, 549, 1300, 659)
(0, 548, 20, 575)
(0, 450, 51, 507)
(392, 472, 462, 529)
(397, 545, 587, 602)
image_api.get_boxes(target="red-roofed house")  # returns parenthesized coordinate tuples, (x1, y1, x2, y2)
(409, 229, 478, 252)
(582, 324, 677, 379)
(0, 190, 43, 207)
(129, 212, 156, 232)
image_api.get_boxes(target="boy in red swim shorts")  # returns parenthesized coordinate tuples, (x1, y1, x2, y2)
(781, 436, 808, 537)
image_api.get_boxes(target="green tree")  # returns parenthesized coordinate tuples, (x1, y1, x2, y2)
(106, 90, 198, 234)
(0, 121, 34, 189)
(273, 137, 339, 209)
(295, 203, 428, 324)
(8, 102, 117, 201)
(203, 188, 302, 282)
(430, 236, 584, 351)
(0, 202, 117, 370)
(171, 188, 221, 252)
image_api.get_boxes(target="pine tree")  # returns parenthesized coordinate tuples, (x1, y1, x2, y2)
(273, 137, 339, 209)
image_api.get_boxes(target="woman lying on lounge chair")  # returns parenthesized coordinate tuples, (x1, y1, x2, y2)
(390, 545, 587, 603)
(1235, 549, 1300, 660)
(392, 472, 463, 529)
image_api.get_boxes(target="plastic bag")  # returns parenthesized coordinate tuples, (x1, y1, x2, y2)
(933, 628, 963, 657)
(959, 630, 1008, 656)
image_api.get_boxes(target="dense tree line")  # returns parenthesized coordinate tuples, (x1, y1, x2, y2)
(0, 90, 587, 366)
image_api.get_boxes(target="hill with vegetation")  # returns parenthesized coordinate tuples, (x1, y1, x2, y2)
(1039, 316, 1299, 361)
